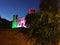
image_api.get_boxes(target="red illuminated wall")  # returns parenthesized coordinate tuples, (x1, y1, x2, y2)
(29, 8, 35, 14)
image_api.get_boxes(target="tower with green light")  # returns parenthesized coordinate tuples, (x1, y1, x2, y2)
(12, 14, 18, 28)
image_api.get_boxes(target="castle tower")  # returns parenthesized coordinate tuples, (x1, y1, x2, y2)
(25, 8, 35, 28)
(29, 8, 35, 14)
(12, 14, 18, 28)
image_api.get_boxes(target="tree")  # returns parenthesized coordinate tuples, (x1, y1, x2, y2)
(21, 0, 60, 45)
(0, 17, 11, 28)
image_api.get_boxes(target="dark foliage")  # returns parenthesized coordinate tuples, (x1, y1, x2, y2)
(21, 0, 60, 45)
(0, 17, 12, 28)
(25, 13, 35, 25)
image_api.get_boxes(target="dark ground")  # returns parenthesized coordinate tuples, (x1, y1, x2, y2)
(0, 28, 60, 45)
(0, 28, 33, 45)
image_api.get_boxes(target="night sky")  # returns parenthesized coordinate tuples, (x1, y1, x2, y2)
(0, 0, 40, 21)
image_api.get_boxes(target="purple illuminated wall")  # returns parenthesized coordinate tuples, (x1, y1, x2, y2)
(17, 18, 27, 28)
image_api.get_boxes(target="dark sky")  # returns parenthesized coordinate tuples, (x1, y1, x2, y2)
(0, 0, 40, 21)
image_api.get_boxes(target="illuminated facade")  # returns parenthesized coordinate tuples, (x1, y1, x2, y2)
(17, 18, 27, 28)
(12, 15, 18, 28)
(12, 8, 35, 28)
(29, 8, 35, 14)
(12, 15, 26, 28)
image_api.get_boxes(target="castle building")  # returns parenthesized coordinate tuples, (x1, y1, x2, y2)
(12, 15, 18, 28)
(17, 18, 27, 28)
(12, 15, 26, 28)
(12, 8, 35, 28)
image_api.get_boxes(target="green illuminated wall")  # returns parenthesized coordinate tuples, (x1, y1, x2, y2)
(12, 14, 18, 28)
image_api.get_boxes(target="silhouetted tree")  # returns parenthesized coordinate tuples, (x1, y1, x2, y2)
(24, 0, 60, 45)
(0, 17, 11, 28)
